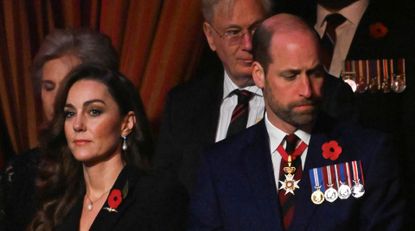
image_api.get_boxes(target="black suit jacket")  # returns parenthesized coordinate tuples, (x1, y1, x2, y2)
(55, 166, 188, 231)
(155, 65, 223, 192)
(189, 115, 405, 230)
(155, 62, 355, 192)
(279, 0, 415, 133)
(278, 0, 415, 225)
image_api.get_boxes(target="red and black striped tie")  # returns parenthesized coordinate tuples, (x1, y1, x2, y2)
(278, 134, 302, 230)
(226, 89, 253, 138)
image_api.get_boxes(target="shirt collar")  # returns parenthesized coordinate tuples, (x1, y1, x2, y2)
(265, 114, 311, 153)
(222, 70, 263, 99)
(315, 0, 369, 36)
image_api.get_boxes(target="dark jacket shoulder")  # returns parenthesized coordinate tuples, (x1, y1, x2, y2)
(57, 165, 188, 231)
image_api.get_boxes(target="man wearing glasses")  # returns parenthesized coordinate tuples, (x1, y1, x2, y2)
(155, 0, 354, 193)
(155, 0, 273, 192)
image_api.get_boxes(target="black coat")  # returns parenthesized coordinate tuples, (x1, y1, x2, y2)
(278, 0, 415, 226)
(56, 165, 188, 231)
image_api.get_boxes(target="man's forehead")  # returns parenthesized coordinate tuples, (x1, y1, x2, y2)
(270, 31, 318, 53)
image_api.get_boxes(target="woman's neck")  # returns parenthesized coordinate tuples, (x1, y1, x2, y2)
(83, 153, 125, 196)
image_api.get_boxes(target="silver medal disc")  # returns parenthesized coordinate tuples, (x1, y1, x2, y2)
(324, 187, 338, 202)
(351, 182, 365, 198)
(338, 184, 352, 200)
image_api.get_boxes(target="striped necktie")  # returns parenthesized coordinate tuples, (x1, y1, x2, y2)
(226, 89, 253, 138)
(278, 134, 306, 230)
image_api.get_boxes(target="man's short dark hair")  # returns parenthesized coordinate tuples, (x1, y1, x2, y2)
(252, 15, 321, 74)
(252, 24, 273, 74)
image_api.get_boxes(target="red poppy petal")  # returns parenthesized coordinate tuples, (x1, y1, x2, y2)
(108, 189, 123, 209)
(321, 140, 342, 160)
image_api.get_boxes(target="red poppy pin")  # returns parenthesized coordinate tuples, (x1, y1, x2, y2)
(103, 181, 129, 213)
(103, 189, 123, 212)
(322, 140, 342, 161)
(369, 22, 388, 39)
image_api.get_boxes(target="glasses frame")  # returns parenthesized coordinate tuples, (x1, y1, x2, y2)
(206, 22, 257, 45)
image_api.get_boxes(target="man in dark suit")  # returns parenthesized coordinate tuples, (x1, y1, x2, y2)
(155, 0, 354, 193)
(291, 0, 415, 133)
(280, 0, 415, 223)
(154, 0, 273, 192)
(188, 13, 405, 230)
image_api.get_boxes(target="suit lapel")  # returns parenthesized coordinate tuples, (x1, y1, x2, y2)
(243, 122, 284, 229)
(346, 1, 399, 60)
(204, 75, 223, 143)
(195, 67, 224, 143)
(90, 166, 138, 230)
(290, 130, 329, 230)
(290, 114, 336, 230)
(347, 3, 376, 59)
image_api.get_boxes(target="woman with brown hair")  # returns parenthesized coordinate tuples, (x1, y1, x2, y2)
(1, 28, 154, 230)
(29, 64, 187, 231)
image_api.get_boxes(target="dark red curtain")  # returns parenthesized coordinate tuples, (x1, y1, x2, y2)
(0, 0, 206, 168)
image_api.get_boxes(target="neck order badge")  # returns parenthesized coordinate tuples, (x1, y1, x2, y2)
(277, 134, 307, 195)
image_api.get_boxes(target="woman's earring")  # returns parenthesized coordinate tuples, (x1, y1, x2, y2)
(122, 135, 128, 151)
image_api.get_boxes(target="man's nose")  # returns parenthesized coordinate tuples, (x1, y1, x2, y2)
(240, 31, 253, 51)
(299, 75, 313, 98)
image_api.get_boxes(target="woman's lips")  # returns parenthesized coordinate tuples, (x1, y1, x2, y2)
(73, 139, 91, 145)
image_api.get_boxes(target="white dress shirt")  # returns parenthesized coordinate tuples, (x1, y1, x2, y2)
(215, 71, 264, 142)
(315, 0, 369, 77)
(264, 114, 311, 190)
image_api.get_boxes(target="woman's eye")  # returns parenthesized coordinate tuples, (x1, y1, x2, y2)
(64, 111, 75, 119)
(42, 82, 55, 92)
(89, 109, 102, 117)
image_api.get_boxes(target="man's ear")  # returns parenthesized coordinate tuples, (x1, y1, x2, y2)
(121, 111, 136, 137)
(203, 22, 217, 51)
(252, 61, 265, 88)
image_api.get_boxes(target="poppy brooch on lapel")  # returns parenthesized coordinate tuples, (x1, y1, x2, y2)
(103, 181, 129, 213)
(322, 140, 342, 161)
(369, 22, 388, 39)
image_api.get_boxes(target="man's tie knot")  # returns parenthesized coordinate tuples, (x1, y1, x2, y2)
(324, 13, 346, 44)
(285, 134, 299, 154)
(226, 90, 253, 138)
(232, 89, 253, 104)
(233, 89, 253, 105)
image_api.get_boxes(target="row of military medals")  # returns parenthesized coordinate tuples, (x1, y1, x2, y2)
(341, 58, 406, 93)
(309, 161, 365, 205)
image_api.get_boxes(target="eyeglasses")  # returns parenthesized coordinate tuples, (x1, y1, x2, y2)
(207, 23, 258, 45)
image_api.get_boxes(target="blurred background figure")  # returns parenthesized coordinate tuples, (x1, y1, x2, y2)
(29, 65, 187, 231)
(33, 29, 119, 123)
(155, 0, 273, 193)
(1, 28, 153, 230)
(278, 0, 415, 224)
